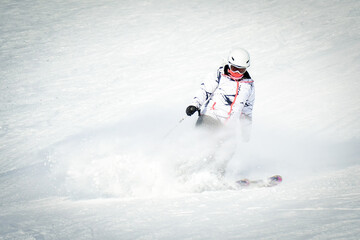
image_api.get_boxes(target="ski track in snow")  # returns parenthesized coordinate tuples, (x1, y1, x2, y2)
(0, 0, 360, 239)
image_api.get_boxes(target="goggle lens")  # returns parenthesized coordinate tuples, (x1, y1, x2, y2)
(229, 64, 247, 74)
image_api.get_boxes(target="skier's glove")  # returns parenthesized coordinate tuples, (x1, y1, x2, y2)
(186, 105, 199, 116)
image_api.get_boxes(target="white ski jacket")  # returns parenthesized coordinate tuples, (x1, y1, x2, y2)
(191, 65, 255, 124)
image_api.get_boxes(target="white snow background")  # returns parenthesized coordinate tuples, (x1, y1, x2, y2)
(1, 0, 360, 239)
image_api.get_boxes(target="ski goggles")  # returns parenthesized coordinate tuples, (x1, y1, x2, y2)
(229, 63, 247, 74)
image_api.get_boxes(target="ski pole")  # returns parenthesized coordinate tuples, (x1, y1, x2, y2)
(163, 115, 188, 139)
(164, 95, 210, 139)
(163, 107, 203, 139)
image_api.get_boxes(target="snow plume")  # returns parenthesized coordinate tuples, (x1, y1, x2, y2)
(46, 111, 174, 199)
(44, 107, 232, 199)
(43, 104, 359, 200)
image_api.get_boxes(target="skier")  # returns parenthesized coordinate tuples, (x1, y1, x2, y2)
(185, 48, 255, 141)
(183, 53, 283, 186)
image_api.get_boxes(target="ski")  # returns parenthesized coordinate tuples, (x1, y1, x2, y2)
(236, 175, 282, 188)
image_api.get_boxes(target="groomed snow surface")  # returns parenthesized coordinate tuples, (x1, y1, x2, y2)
(1, 0, 360, 239)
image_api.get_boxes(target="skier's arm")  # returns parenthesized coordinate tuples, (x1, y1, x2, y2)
(236, 83, 255, 142)
(190, 69, 221, 109)
(241, 83, 255, 118)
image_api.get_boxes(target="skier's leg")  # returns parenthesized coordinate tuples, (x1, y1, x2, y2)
(239, 114, 252, 142)
(195, 115, 222, 129)
(194, 115, 236, 177)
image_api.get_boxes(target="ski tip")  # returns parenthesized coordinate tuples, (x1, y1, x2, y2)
(236, 178, 250, 186)
(268, 175, 282, 187)
(269, 175, 282, 183)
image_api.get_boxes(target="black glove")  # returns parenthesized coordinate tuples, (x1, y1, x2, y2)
(186, 105, 198, 116)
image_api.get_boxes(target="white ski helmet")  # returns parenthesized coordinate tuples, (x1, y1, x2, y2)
(227, 48, 250, 68)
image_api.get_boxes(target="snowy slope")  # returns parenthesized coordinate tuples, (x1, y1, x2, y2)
(1, 166, 360, 240)
(0, 0, 360, 239)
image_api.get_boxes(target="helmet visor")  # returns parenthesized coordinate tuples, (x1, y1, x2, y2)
(229, 64, 247, 74)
